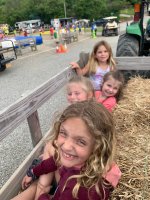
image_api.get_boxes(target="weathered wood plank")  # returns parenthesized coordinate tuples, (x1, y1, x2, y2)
(0, 130, 51, 200)
(115, 57, 150, 70)
(0, 67, 74, 142)
(27, 110, 42, 147)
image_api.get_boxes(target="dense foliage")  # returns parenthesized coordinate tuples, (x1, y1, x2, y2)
(0, 0, 141, 25)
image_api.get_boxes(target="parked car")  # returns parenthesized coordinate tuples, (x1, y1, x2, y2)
(75, 19, 90, 27)
(94, 18, 108, 26)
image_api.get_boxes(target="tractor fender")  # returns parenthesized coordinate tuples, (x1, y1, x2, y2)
(126, 22, 142, 37)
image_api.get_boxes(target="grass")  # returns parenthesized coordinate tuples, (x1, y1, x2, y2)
(119, 8, 134, 22)
(84, 27, 102, 33)
(120, 16, 133, 22)
(120, 8, 134, 16)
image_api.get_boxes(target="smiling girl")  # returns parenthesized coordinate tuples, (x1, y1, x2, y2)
(19, 100, 116, 200)
(66, 75, 94, 103)
(71, 40, 116, 90)
(95, 70, 124, 112)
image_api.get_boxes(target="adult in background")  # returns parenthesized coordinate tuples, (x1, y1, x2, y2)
(49, 26, 54, 39)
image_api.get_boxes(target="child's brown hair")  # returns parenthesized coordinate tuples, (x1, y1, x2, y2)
(103, 70, 125, 101)
(87, 40, 116, 75)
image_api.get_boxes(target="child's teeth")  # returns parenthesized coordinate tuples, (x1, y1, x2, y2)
(64, 152, 72, 158)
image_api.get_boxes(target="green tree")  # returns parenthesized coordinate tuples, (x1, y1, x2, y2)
(0, 0, 137, 25)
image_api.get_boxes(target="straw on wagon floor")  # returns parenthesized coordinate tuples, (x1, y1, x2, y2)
(111, 77, 150, 200)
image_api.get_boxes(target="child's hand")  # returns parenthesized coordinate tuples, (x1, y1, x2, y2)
(21, 175, 32, 190)
(70, 62, 80, 69)
(70, 62, 83, 75)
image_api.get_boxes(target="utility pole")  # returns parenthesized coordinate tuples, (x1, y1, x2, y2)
(64, 0, 67, 18)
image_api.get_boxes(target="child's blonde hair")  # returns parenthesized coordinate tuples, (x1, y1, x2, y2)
(103, 70, 125, 101)
(51, 100, 115, 199)
(87, 40, 116, 75)
(67, 75, 94, 97)
(46, 76, 94, 143)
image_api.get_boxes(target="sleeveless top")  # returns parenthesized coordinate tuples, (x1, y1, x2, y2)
(90, 66, 110, 90)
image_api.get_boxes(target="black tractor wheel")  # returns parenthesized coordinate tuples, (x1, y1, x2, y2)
(116, 34, 150, 81)
(115, 29, 119, 36)
(0, 64, 6, 72)
(116, 34, 139, 56)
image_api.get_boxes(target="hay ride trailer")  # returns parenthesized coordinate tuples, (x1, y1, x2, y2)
(0, 57, 150, 200)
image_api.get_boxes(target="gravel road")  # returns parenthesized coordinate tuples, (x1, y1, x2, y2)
(0, 27, 122, 188)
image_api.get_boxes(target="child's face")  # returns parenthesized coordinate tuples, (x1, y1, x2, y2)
(102, 77, 121, 97)
(67, 83, 89, 104)
(57, 117, 94, 168)
(95, 45, 109, 63)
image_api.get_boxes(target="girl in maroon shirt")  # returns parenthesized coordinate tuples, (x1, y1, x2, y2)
(20, 100, 116, 200)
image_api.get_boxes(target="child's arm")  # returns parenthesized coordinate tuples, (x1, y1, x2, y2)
(34, 141, 57, 200)
(32, 156, 57, 177)
(70, 62, 89, 76)
(21, 174, 33, 190)
(22, 157, 57, 190)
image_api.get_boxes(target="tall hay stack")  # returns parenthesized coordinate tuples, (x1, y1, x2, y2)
(111, 77, 150, 199)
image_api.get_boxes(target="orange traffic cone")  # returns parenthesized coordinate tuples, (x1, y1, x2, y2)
(56, 43, 67, 53)
(56, 45, 62, 53)
(59, 44, 63, 53)
(64, 43, 68, 52)
(59, 44, 66, 53)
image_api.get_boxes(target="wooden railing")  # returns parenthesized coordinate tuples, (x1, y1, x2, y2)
(0, 57, 150, 199)
(0, 66, 74, 145)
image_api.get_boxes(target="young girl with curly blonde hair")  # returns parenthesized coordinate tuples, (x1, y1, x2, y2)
(19, 100, 116, 200)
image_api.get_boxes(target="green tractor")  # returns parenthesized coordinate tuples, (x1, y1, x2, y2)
(116, 0, 150, 56)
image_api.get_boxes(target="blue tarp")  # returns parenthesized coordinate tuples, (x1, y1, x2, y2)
(15, 35, 43, 45)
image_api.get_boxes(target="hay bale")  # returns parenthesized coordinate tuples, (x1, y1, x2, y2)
(111, 77, 150, 200)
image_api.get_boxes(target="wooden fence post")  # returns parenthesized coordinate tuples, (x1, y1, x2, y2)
(27, 110, 42, 147)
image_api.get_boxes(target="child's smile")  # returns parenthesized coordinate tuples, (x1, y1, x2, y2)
(67, 83, 89, 103)
(61, 150, 77, 161)
(96, 45, 109, 64)
(102, 77, 120, 98)
(57, 117, 94, 168)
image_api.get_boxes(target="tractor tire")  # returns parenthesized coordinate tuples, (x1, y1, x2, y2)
(116, 34, 139, 56)
(115, 29, 119, 36)
(116, 34, 150, 80)
(0, 64, 6, 72)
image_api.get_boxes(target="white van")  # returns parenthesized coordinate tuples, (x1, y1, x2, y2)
(15, 19, 41, 31)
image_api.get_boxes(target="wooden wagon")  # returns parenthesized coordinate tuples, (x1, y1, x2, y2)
(0, 57, 150, 200)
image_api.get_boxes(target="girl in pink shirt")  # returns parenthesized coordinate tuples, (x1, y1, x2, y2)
(95, 71, 124, 112)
